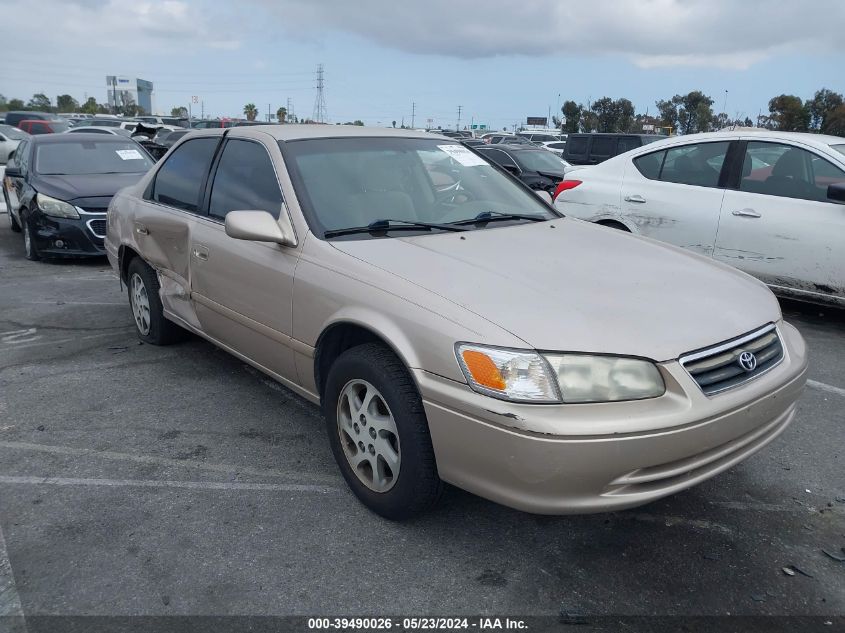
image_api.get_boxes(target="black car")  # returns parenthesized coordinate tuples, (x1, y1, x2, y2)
(474, 144, 567, 193)
(3, 111, 65, 129)
(2, 134, 154, 260)
(563, 133, 665, 165)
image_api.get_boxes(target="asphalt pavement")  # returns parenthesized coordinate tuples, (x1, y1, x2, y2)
(0, 213, 842, 627)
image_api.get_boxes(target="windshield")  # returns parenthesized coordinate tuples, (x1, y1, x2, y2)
(0, 125, 29, 140)
(832, 144, 845, 157)
(282, 137, 558, 238)
(512, 149, 567, 173)
(35, 140, 154, 175)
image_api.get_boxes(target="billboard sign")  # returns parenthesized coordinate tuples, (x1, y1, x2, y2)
(527, 116, 548, 126)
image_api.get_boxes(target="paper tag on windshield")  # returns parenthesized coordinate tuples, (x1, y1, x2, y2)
(116, 149, 144, 160)
(437, 144, 487, 166)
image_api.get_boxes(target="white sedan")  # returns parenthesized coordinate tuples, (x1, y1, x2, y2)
(554, 130, 845, 307)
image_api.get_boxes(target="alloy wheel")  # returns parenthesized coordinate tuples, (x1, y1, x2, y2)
(336, 379, 401, 493)
(130, 272, 151, 335)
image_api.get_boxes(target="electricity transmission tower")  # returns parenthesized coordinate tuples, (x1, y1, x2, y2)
(312, 64, 327, 123)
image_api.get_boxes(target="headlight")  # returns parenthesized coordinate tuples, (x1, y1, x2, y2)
(545, 354, 665, 403)
(36, 193, 79, 219)
(455, 344, 560, 402)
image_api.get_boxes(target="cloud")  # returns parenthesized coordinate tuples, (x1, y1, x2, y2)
(251, 0, 845, 69)
(1, 0, 240, 53)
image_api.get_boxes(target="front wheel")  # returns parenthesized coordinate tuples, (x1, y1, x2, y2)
(22, 216, 40, 260)
(324, 343, 443, 520)
(126, 257, 187, 345)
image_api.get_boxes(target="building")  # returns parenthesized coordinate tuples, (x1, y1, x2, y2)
(105, 76, 154, 114)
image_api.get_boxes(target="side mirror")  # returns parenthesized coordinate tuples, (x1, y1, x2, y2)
(534, 190, 553, 205)
(827, 183, 845, 203)
(225, 210, 296, 246)
(4, 164, 21, 178)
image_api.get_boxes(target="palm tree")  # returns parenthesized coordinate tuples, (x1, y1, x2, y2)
(243, 103, 258, 121)
(276, 107, 287, 124)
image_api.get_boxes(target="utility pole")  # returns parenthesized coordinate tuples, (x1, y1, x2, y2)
(411, 101, 416, 129)
(456, 105, 462, 131)
(722, 90, 728, 115)
(201, 101, 204, 120)
(313, 63, 327, 123)
(287, 98, 293, 123)
(268, 103, 271, 122)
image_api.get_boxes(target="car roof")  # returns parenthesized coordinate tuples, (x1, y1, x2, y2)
(29, 133, 135, 144)
(205, 124, 449, 142)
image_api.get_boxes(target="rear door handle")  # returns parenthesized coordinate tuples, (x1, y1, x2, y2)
(191, 246, 209, 261)
(624, 195, 646, 203)
(732, 208, 761, 218)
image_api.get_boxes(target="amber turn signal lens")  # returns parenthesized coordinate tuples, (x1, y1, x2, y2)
(461, 350, 506, 391)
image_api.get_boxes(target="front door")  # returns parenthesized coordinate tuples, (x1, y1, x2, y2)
(714, 140, 845, 302)
(189, 134, 300, 382)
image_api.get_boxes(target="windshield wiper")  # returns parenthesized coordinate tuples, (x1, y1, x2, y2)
(449, 211, 548, 226)
(324, 218, 469, 239)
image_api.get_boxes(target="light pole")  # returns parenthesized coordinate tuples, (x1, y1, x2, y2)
(723, 90, 728, 115)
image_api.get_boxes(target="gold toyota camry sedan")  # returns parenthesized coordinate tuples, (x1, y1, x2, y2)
(105, 126, 808, 519)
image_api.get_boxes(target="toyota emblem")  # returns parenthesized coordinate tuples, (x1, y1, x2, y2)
(738, 351, 757, 372)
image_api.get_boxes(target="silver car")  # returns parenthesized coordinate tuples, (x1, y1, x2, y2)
(106, 126, 808, 519)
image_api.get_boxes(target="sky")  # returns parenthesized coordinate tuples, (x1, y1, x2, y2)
(1, 0, 843, 130)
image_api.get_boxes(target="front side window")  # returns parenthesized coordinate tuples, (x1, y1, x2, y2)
(284, 137, 557, 237)
(740, 141, 845, 202)
(151, 137, 219, 212)
(208, 140, 283, 220)
(659, 142, 730, 188)
(34, 140, 154, 175)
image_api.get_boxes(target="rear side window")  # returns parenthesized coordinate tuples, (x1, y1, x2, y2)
(566, 136, 588, 155)
(478, 148, 517, 168)
(151, 137, 219, 212)
(590, 137, 616, 158)
(617, 137, 641, 154)
(208, 139, 283, 220)
(633, 151, 665, 179)
(661, 142, 729, 188)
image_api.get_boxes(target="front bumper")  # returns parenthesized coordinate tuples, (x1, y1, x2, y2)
(417, 321, 808, 514)
(29, 210, 106, 257)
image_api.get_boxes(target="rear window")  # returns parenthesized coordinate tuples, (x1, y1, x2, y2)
(34, 140, 154, 175)
(832, 144, 845, 157)
(513, 149, 567, 173)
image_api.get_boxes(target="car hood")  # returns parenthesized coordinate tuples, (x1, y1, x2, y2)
(32, 172, 146, 203)
(330, 218, 780, 361)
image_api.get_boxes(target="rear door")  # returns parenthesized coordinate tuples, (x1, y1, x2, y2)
(619, 140, 733, 257)
(189, 131, 301, 382)
(135, 135, 221, 328)
(714, 139, 845, 301)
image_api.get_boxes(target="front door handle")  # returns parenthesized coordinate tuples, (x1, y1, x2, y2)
(191, 246, 209, 261)
(624, 194, 646, 203)
(732, 208, 761, 218)
(134, 223, 149, 236)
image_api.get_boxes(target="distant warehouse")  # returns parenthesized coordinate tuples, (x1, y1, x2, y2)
(106, 76, 155, 114)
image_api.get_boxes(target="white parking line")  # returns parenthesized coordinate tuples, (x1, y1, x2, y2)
(807, 379, 845, 398)
(0, 475, 340, 494)
(0, 523, 25, 623)
(0, 441, 341, 485)
(0, 329, 134, 353)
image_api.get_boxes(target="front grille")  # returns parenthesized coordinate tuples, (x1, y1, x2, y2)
(679, 324, 783, 396)
(87, 219, 107, 239)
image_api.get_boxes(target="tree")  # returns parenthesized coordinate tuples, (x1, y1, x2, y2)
(0, 94, 6, 111)
(591, 97, 617, 133)
(561, 101, 581, 133)
(823, 105, 845, 137)
(768, 95, 809, 131)
(81, 97, 99, 115)
(243, 103, 258, 121)
(655, 99, 679, 132)
(276, 106, 287, 123)
(56, 94, 79, 112)
(171, 106, 188, 118)
(616, 98, 635, 132)
(808, 88, 844, 132)
(579, 108, 598, 133)
(656, 92, 713, 134)
(392, 120, 396, 128)
(28, 93, 53, 111)
(8, 98, 25, 111)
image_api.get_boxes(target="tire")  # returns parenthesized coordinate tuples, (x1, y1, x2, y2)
(21, 215, 40, 261)
(324, 343, 443, 520)
(126, 257, 187, 345)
